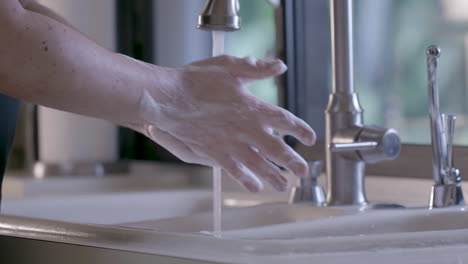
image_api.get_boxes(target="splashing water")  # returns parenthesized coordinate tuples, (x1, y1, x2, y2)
(212, 31, 225, 238)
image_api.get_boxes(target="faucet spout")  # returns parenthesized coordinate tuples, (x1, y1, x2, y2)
(197, 0, 241, 32)
(330, 0, 354, 94)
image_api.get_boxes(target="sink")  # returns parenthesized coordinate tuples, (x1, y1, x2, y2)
(1, 190, 285, 225)
(120, 203, 345, 232)
(118, 202, 468, 240)
(1, 205, 468, 264)
(2, 175, 468, 263)
(220, 206, 468, 240)
(1, 190, 213, 224)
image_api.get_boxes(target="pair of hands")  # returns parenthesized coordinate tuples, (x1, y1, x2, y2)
(131, 55, 316, 192)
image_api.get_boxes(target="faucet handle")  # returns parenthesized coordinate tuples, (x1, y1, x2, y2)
(357, 127, 401, 163)
(329, 142, 378, 152)
(329, 127, 401, 163)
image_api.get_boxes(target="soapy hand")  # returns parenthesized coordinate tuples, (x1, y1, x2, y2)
(132, 55, 316, 192)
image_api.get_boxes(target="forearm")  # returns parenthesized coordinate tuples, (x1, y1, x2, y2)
(0, 2, 173, 124)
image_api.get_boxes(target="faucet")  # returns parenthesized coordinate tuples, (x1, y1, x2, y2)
(426, 45, 465, 208)
(197, 0, 241, 31)
(325, 0, 401, 207)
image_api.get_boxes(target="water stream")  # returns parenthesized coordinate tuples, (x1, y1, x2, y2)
(212, 31, 225, 238)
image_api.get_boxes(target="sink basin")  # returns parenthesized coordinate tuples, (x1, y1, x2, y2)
(1, 190, 285, 225)
(221, 206, 468, 240)
(4, 188, 468, 239)
(1, 190, 214, 224)
(2, 187, 468, 263)
(120, 203, 345, 232)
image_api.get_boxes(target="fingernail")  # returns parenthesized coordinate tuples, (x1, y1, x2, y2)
(271, 177, 288, 192)
(276, 181, 290, 192)
(245, 181, 263, 193)
(306, 134, 316, 146)
(293, 161, 308, 178)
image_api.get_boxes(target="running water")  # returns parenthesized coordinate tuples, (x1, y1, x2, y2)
(212, 31, 225, 238)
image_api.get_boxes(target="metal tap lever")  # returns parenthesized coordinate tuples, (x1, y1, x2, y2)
(289, 161, 326, 206)
(330, 142, 377, 152)
(329, 127, 401, 163)
(427, 45, 464, 208)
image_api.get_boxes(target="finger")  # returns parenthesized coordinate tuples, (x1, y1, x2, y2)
(213, 154, 264, 193)
(144, 125, 214, 166)
(260, 104, 316, 146)
(230, 56, 288, 81)
(251, 134, 309, 179)
(235, 146, 290, 192)
(192, 55, 287, 81)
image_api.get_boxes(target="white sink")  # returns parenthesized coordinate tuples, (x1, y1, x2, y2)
(2, 177, 468, 263)
(121, 203, 345, 232)
(1, 190, 213, 224)
(221, 206, 468, 240)
(1, 190, 286, 225)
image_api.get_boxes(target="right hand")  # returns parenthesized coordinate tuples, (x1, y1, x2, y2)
(127, 55, 316, 192)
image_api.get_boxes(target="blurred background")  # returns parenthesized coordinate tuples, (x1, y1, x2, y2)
(6, 0, 468, 173)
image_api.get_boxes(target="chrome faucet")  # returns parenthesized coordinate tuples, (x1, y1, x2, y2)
(426, 45, 465, 208)
(325, 0, 401, 206)
(197, 0, 241, 31)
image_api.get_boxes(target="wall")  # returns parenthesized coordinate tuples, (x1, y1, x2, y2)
(35, 0, 118, 163)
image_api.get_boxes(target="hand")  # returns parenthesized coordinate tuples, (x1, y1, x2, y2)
(131, 55, 316, 192)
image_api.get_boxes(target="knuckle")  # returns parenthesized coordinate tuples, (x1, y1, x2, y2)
(279, 109, 296, 123)
(243, 56, 257, 66)
(218, 54, 233, 64)
(219, 54, 231, 59)
(224, 158, 242, 172)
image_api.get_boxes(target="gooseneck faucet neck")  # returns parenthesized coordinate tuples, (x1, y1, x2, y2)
(331, 0, 354, 94)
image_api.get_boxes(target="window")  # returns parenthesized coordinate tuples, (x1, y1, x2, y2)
(226, 0, 278, 105)
(355, 0, 468, 145)
(284, 0, 468, 179)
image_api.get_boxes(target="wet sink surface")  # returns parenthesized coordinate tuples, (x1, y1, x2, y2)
(1, 190, 214, 224)
(120, 203, 345, 232)
(220, 206, 468, 240)
(1, 190, 285, 225)
(4, 189, 468, 240)
(2, 188, 468, 263)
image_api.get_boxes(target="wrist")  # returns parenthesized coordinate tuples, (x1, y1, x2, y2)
(115, 54, 185, 128)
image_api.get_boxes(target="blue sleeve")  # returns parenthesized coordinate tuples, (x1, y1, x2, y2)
(0, 94, 20, 203)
